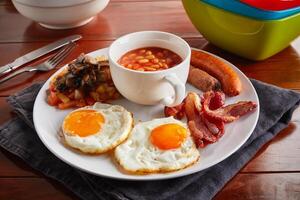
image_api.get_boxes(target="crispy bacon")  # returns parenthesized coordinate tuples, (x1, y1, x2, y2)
(188, 121, 204, 148)
(203, 113, 225, 138)
(208, 91, 225, 110)
(188, 117, 217, 144)
(198, 115, 218, 143)
(184, 92, 201, 121)
(185, 92, 217, 146)
(185, 92, 224, 142)
(164, 103, 185, 119)
(203, 91, 257, 122)
(164, 90, 257, 148)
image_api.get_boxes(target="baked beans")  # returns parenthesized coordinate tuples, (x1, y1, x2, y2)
(118, 47, 182, 72)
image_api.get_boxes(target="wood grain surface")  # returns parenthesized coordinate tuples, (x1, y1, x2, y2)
(0, 1, 198, 43)
(0, 0, 300, 199)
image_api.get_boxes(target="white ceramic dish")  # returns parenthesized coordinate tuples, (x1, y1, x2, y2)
(12, 0, 109, 29)
(109, 31, 191, 106)
(33, 47, 259, 180)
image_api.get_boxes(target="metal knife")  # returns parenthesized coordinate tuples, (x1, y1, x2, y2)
(0, 34, 82, 76)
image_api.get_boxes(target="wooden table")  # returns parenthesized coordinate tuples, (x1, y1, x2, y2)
(1, 0, 300, 199)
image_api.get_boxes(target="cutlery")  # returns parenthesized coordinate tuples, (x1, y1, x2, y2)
(0, 42, 76, 84)
(0, 34, 81, 76)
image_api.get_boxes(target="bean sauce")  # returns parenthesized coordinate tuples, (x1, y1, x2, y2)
(118, 47, 182, 72)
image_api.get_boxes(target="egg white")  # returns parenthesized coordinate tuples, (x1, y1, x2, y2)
(114, 117, 200, 173)
(62, 103, 133, 154)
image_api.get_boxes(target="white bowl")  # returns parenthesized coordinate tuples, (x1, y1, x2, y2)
(108, 31, 191, 106)
(12, 0, 110, 29)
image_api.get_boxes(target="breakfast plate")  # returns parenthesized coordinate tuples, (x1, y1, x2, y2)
(33, 47, 259, 180)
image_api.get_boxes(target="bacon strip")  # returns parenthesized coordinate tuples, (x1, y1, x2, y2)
(188, 121, 204, 148)
(208, 91, 225, 110)
(184, 92, 201, 121)
(164, 102, 185, 120)
(203, 116, 224, 137)
(185, 92, 217, 147)
(203, 91, 257, 123)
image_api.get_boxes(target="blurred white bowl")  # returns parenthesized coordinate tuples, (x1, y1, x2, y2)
(12, 0, 110, 29)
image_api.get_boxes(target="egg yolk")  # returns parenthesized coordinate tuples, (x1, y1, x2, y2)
(150, 123, 187, 150)
(63, 110, 104, 137)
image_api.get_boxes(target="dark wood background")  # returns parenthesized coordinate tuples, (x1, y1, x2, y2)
(0, 0, 300, 199)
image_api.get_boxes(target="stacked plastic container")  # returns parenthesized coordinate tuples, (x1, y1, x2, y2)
(182, 0, 300, 60)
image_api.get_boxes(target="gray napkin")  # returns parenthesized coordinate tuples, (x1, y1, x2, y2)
(1, 79, 300, 200)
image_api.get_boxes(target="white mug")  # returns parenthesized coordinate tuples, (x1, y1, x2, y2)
(108, 31, 191, 106)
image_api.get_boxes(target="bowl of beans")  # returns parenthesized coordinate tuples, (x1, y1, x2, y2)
(108, 31, 191, 106)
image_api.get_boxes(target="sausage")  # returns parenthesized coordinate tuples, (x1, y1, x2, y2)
(191, 50, 242, 96)
(188, 65, 221, 92)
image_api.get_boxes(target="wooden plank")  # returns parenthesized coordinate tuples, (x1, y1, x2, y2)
(215, 173, 300, 200)
(0, 150, 37, 177)
(0, 0, 10, 6)
(0, 1, 199, 43)
(242, 107, 300, 172)
(0, 0, 180, 6)
(0, 173, 299, 200)
(0, 1, 299, 200)
(111, 0, 180, 1)
(0, 178, 76, 200)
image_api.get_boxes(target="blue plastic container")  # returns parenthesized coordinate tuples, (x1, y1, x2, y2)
(202, 0, 300, 20)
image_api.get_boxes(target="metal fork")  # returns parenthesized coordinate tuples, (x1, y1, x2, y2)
(0, 42, 76, 84)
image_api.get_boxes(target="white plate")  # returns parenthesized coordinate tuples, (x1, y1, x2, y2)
(33, 47, 259, 180)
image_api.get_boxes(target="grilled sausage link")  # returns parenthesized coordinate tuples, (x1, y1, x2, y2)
(188, 65, 221, 92)
(191, 50, 242, 96)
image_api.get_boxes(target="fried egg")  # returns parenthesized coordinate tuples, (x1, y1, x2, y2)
(62, 103, 133, 154)
(114, 117, 200, 173)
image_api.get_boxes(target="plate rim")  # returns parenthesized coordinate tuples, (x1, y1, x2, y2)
(33, 47, 260, 181)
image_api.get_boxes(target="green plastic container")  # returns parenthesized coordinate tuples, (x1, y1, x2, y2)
(182, 0, 300, 60)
